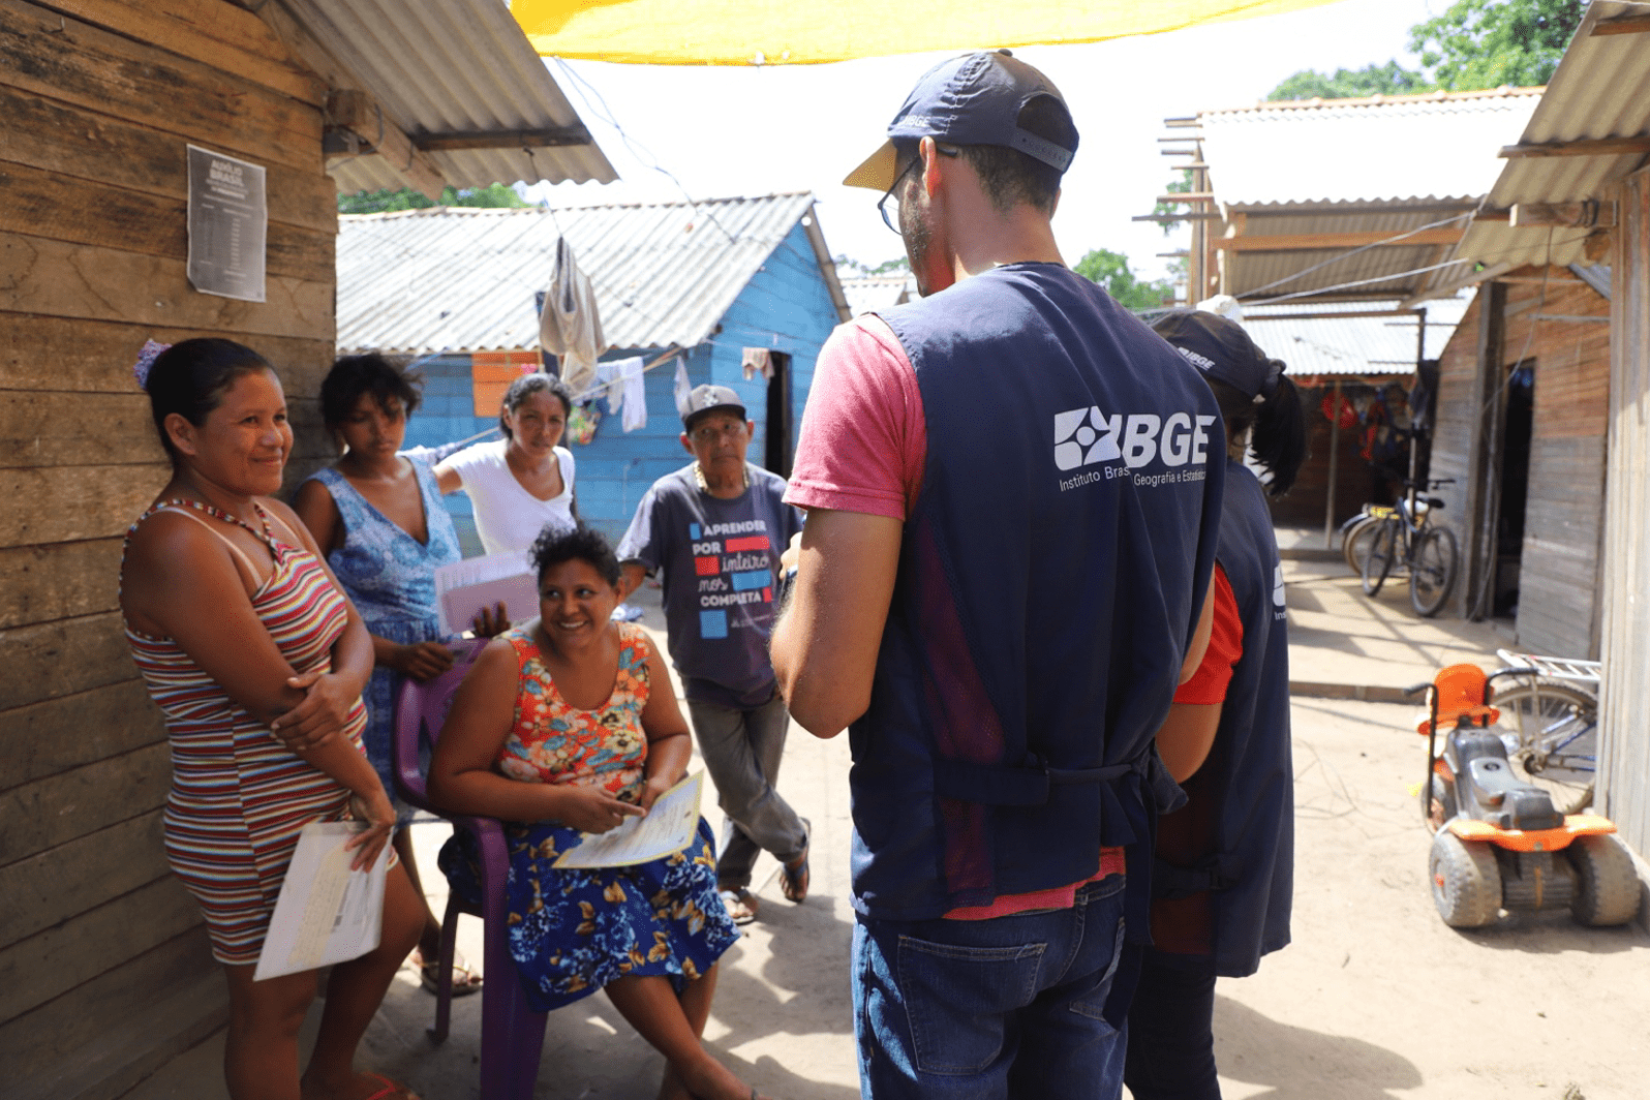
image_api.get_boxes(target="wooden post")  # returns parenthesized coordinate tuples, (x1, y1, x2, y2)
(1324, 380, 1342, 548)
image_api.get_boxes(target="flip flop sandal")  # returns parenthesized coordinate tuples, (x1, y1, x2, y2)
(719, 887, 759, 925)
(780, 822, 811, 904)
(361, 1071, 421, 1100)
(415, 951, 483, 997)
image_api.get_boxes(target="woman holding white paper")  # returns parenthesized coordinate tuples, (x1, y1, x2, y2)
(292, 353, 484, 998)
(429, 525, 766, 1100)
(121, 338, 423, 1100)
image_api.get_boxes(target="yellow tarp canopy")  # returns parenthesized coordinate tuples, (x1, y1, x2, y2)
(513, 0, 1349, 66)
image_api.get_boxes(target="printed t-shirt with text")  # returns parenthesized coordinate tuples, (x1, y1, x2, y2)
(617, 465, 802, 708)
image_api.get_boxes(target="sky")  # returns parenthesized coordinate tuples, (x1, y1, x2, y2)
(526, 0, 1446, 283)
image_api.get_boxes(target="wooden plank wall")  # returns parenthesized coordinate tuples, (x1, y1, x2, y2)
(1600, 167, 1650, 857)
(0, 3, 337, 1096)
(1425, 270, 1610, 637)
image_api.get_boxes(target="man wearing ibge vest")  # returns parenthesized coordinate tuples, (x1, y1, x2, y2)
(772, 50, 1226, 1098)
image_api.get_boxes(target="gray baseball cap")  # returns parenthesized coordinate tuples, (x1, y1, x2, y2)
(682, 384, 747, 429)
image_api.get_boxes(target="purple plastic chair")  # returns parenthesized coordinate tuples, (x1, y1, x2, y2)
(392, 638, 550, 1100)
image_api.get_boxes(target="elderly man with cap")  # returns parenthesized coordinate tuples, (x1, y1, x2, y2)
(770, 51, 1226, 1098)
(616, 384, 809, 927)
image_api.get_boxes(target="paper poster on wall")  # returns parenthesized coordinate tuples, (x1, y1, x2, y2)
(187, 145, 267, 302)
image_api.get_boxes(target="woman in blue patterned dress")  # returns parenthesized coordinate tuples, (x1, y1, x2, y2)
(292, 354, 482, 995)
(429, 525, 766, 1100)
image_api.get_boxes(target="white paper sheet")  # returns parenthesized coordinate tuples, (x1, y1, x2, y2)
(253, 822, 388, 981)
(434, 550, 538, 636)
(554, 772, 704, 869)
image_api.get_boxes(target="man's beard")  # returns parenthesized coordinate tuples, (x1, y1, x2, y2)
(898, 186, 933, 297)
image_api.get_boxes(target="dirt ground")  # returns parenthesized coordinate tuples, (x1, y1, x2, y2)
(133, 691, 1650, 1100)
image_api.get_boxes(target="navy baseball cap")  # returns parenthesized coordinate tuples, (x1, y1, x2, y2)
(1152, 309, 1286, 401)
(682, 384, 747, 429)
(844, 50, 1078, 191)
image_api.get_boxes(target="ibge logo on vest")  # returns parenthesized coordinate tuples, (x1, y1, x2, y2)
(1053, 404, 1218, 492)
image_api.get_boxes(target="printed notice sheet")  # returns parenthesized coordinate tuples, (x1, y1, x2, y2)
(554, 772, 704, 869)
(435, 550, 538, 636)
(253, 822, 388, 982)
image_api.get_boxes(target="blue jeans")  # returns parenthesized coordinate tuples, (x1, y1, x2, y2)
(852, 876, 1129, 1100)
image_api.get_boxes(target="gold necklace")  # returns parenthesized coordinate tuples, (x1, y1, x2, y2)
(694, 462, 749, 494)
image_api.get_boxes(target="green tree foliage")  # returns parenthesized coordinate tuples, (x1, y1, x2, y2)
(1268, 60, 1432, 100)
(1409, 0, 1584, 89)
(1074, 249, 1175, 311)
(1264, 0, 1586, 101)
(1152, 168, 1195, 236)
(834, 254, 911, 276)
(337, 182, 529, 214)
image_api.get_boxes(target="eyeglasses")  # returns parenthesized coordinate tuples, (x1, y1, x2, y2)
(877, 144, 959, 235)
(691, 422, 748, 443)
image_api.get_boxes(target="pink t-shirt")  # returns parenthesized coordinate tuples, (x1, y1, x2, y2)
(786, 314, 1123, 920)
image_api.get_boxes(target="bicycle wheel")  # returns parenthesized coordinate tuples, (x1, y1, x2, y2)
(1409, 526, 1458, 618)
(1490, 679, 1597, 814)
(1361, 518, 1397, 597)
(1342, 514, 1383, 575)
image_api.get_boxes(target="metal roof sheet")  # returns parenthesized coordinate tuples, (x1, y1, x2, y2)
(1201, 89, 1542, 208)
(278, 0, 616, 192)
(1454, 0, 1650, 271)
(337, 193, 839, 354)
(1240, 297, 1471, 378)
(841, 274, 915, 315)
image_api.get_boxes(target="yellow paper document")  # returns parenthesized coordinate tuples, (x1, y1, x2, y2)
(554, 772, 704, 869)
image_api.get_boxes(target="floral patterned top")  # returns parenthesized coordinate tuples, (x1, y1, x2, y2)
(495, 621, 651, 802)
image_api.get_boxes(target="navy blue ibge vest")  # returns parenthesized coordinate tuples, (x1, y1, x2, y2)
(1155, 460, 1294, 977)
(849, 264, 1225, 922)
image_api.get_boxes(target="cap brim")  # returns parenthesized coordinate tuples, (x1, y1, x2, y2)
(843, 139, 898, 191)
(683, 403, 747, 429)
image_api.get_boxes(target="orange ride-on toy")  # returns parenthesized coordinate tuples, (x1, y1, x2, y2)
(1406, 664, 1640, 930)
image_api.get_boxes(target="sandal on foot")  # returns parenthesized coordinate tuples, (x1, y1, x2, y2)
(361, 1071, 421, 1100)
(414, 950, 483, 997)
(781, 824, 810, 904)
(719, 887, 759, 925)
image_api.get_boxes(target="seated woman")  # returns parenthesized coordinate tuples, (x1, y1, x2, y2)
(292, 353, 482, 997)
(428, 525, 769, 1100)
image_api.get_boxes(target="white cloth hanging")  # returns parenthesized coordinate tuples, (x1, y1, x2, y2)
(741, 347, 774, 381)
(673, 357, 692, 417)
(540, 237, 606, 395)
(616, 356, 647, 432)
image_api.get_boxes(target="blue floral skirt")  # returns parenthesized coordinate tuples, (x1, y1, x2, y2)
(439, 816, 739, 1013)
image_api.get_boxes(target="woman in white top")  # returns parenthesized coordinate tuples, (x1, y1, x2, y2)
(436, 373, 578, 555)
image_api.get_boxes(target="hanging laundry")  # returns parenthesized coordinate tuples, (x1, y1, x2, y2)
(539, 237, 606, 395)
(673, 357, 692, 418)
(616, 356, 647, 432)
(741, 347, 774, 381)
(595, 360, 625, 413)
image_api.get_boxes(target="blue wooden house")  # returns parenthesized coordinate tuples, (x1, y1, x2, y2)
(336, 194, 850, 550)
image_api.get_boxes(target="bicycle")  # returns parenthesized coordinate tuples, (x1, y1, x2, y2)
(1338, 504, 1394, 575)
(1361, 477, 1457, 617)
(1488, 650, 1599, 814)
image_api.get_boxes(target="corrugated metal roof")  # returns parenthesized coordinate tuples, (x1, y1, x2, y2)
(278, 0, 616, 192)
(1191, 89, 1542, 303)
(1454, 0, 1650, 271)
(337, 193, 838, 354)
(1240, 297, 1471, 378)
(1201, 89, 1542, 207)
(841, 274, 914, 315)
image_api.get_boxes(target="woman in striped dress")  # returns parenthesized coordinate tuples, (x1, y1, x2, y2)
(121, 338, 423, 1100)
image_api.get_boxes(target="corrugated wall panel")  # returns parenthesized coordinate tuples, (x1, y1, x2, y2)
(1600, 166, 1650, 856)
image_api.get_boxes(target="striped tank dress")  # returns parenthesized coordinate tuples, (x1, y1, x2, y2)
(122, 499, 369, 965)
